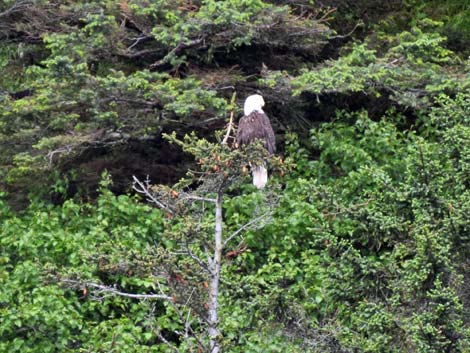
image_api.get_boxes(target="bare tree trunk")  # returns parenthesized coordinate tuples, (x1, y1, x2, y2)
(208, 191, 223, 353)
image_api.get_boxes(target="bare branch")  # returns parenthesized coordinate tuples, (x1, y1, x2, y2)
(316, 7, 337, 23)
(180, 194, 217, 203)
(170, 246, 209, 272)
(117, 48, 163, 59)
(156, 330, 182, 353)
(150, 37, 205, 69)
(203, 244, 212, 267)
(189, 116, 226, 127)
(186, 247, 210, 272)
(223, 211, 271, 247)
(161, 286, 209, 351)
(329, 21, 363, 40)
(222, 92, 237, 145)
(0, 0, 32, 19)
(47, 145, 74, 165)
(184, 307, 192, 341)
(62, 279, 173, 301)
(127, 34, 153, 50)
(222, 110, 235, 145)
(132, 175, 175, 214)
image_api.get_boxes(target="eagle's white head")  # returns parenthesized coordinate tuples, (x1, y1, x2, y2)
(244, 94, 265, 116)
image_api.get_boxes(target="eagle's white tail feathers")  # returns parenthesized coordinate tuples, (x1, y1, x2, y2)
(252, 166, 268, 189)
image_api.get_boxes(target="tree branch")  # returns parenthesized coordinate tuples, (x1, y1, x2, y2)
(0, 0, 32, 19)
(222, 92, 237, 145)
(149, 37, 205, 69)
(180, 194, 217, 203)
(62, 279, 173, 301)
(156, 331, 182, 353)
(127, 34, 153, 50)
(171, 246, 210, 272)
(132, 175, 175, 215)
(223, 211, 271, 247)
(329, 21, 363, 40)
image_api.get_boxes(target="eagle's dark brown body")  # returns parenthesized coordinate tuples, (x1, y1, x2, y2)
(236, 111, 276, 154)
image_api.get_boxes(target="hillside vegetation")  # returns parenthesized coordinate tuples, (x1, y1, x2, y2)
(1, 0, 470, 352)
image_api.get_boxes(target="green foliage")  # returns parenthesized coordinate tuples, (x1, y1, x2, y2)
(0, 0, 331, 198)
(407, 0, 470, 54)
(207, 100, 470, 351)
(264, 20, 468, 109)
(2, 96, 470, 352)
(0, 189, 172, 352)
(1, 0, 470, 351)
(2, 131, 287, 352)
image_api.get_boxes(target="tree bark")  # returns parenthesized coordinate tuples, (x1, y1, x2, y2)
(208, 191, 223, 353)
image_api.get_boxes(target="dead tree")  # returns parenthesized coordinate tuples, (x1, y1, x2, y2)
(62, 122, 286, 351)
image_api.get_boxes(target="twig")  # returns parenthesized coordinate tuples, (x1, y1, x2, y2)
(184, 307, 192, 341)
(222, 111, 235, 145)
(62, 280, 173, 301)
(222, 92, 237, 145)
(150, 37, 205, 69)
(203, 244, 212, 267)
(132, 175, 175, 215)
(0, 0, 32, 19)
(156, 330, 182, 353)
(180, 194, 217, 203)
(190, 116, 226, 127)
(329, 21, 363, 40)
(127, 34, 153, 50)
(162, 287, 208, 351)
(47, 145, 74, 165)
(187, 248, 210, 272)
(317, 7, 337, 23)
(223, 212, 271, 246)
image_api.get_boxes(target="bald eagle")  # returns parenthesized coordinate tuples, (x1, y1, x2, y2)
(236, 94, 276, 189)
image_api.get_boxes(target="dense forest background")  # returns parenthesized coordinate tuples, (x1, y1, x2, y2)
(1, 0, 470, 351)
